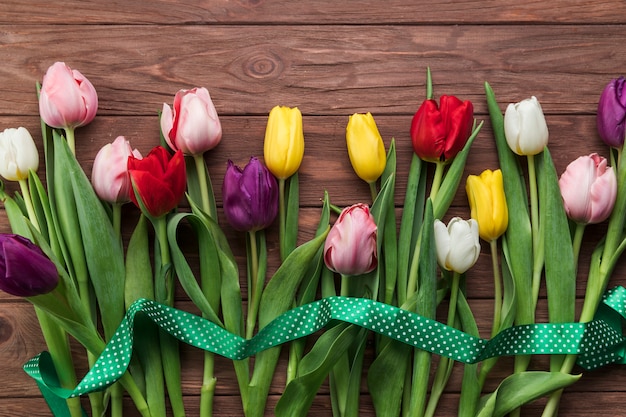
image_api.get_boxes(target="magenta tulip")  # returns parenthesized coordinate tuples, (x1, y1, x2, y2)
(38, 62, 98, 130)
(160, 87, 222, 156)
(597, 77, 626, 148)
(324, 203, 378, 276)
(559, 153, 617, 224)
(91, 136, 142, 204)
(222, 157, 279, 232)
(0, 234, 59, 297)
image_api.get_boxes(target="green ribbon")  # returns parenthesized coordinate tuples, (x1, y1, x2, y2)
(24, 286, 626, 415)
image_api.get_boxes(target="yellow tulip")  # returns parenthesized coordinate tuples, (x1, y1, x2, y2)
(346, 112, 386, 184)
(465, 169, 509, 242)
(263, 105, 305, 179)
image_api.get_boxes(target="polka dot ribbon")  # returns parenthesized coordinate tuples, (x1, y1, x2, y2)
(23, 286, 626, 408)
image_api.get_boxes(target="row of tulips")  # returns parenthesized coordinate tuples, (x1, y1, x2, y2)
(0, 62, 624, 417)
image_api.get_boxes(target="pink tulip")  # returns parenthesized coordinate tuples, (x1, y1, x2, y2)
(559, 153, 617, 224)
(324, 203, 378, 276)
(91, 136, 142, 204)
(160, 87, 222, 156)
(39, 62, 98, 130)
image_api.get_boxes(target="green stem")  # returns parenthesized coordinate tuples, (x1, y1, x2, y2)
(193, 154, 215, 219)
(406, 230, 423, 300)
(368, 181, 378, 202)
(571, 223, 585, 274)
(119, 372, 153, 417)
(429, 161, 445, 201)
(528, 154, 543, 312)
(113, 202, 123, 240)
(200, 351, 216, 417)
(246, 230, 261, 339)
(278, 178, 287, 261)
(19, 179, 41, 231)
(490, 239, 502, 338)
(110, 382, 124, 417)
(64, 127, 76, 156)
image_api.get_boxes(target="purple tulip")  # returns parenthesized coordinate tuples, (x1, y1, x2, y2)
(597, 77, 626, 147)
(222, 157, 279, 232)
(0, 234, 59, 297)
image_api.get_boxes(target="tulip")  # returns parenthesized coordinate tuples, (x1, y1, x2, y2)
(91, 136, 142, 204)
(0, 234, 58, 297)
(559, 153, 617, 225)
(597, 77, 626, 148)
(504, 96, 549, 156)
(433, 217, 480, 274)
(346, 112, 386, 184)
(263, 105, 305, 180)
(222, 157, 279, 232)
(0, 127, 39, 182)
(39, 62, 98, 131)
(160, 87, 222, 156)
(410, 95, 474, 163)
(324, 203, 378, 276)
(466, 169, 509, 242)
(128, 146, 186, 218)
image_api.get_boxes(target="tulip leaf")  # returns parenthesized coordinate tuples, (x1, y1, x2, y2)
(456, 288, 481, 417)
(284, 172, 300, 258)
(485, 82, 534, 327)
(475, 371, 581, 417)
(537, 148, 576, 369)
(380, 140, 398, 306)
(433, 120, 483, 219)
(56, 134, 126, 340)
(275, 323, 362, 417)
(124, 214, 154, 307)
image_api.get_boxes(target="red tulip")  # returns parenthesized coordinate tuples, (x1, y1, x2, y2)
(410, 95, 474, 163)
(38, 62, 98, 130)
(128, 146, 186, 218)
(324, 203, 378, 276)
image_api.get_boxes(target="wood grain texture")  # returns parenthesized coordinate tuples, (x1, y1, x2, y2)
(1, 0, 626, 416)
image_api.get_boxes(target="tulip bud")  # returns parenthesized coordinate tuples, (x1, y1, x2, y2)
(128, 146, 186, 218)
(323, 203, 378, 276)
(160, 87, 222, 156)
(39, 62, 98, 130)
(434, 217, 480, 274)
(504, 96, 549, 156)
(263, 105, 305, 179)
(91, 136, 142, 204)
(559, 153, 617, 224)
(346, 113, 386, 184)
(465, 169, 509, 242)
(596, 77, 626, 148)
(0, 234, 59, 297)
(222, 157, 279, 232)
(0, 127, 39, 182)
(410, 95, 474, 163)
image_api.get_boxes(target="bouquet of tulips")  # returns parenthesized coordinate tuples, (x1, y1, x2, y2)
(1, 60, 625, 417)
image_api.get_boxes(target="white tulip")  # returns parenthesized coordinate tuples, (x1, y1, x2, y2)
(0, 127, 39, 181)
(434, 217, 481, 274)
(504, 96, 549, 156)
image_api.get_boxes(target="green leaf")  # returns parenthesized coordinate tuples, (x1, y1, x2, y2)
(184, 154, 217, 220)
(476, 372, 581, 417)
(284, 172, 300, 258)
(275, 323, 362, 417)
(124, 215, 154, 308)
(381, 140, 398, 305)
(485, 82, 533, 326)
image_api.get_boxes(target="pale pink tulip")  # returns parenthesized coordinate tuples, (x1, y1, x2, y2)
(324, 203, 377, 276)
(39, 62, 98, 129)
(91, 136, 142, 204)
(160, 87, 222, 156)
(559, 153, 617, 224)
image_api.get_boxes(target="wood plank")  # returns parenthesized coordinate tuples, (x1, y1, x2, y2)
(0, 26, 624, 116)
(0, 0, 624, 25)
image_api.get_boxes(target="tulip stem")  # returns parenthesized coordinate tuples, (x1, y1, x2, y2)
(19, 178, 41, 232)
(193, 154, 215, 220)
(113, 202, 123, 239)
(369, 181, 378, 202)
(490, 239, 503, 338)
(429, 161, 445, 201)
(527, 154, 543, 310)
(246, 230, 263, 339)
(278, 178, 287, 261)
(64, 127, 76, 156)
(572, 223, 585, 274)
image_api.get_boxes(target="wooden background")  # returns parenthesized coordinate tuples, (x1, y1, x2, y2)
(1, 0, 626, 415)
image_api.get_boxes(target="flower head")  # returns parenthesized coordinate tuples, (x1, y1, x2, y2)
(160, 87, 222, 156)
(466, 169, 509, 242)
(597, 77, 626, 148)
(263, 105, 305, 179)
(410, 95, 474, 163)
(324, 203, 378, 276)
(0, 127, 39, 182)
(39, 62, 98, 130)
(91, 136, 142, 204)
(128, 146, 186, 218)
(222, 157, 279, 232)
(346, 112, 386, 184)
(504, 96, 549, 156)
(0, 234, 58, 297)
(559, 153, 617, 224)
(434, 217, 480, 274)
